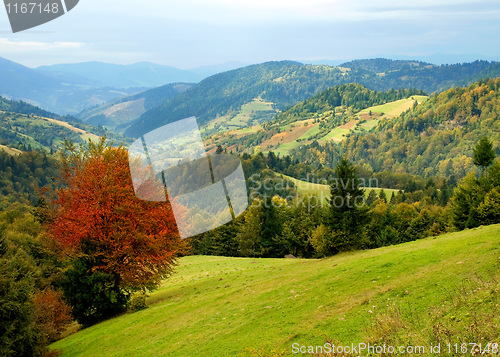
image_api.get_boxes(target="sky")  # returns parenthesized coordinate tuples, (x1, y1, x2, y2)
(1, 0, 500, 68)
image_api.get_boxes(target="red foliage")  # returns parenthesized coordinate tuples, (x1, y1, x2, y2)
(33, 289, 73, 343)
(50, 139, 183, 289)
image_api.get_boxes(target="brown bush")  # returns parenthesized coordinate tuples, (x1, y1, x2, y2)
(33, 289, 73, 343)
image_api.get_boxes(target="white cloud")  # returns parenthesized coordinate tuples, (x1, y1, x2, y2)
(0, 38, 85, 52)
(146, 0, 498, 23)
(0, 0, 498, 67)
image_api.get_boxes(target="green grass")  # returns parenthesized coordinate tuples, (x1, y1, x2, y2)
(273, 141, 302, 156)
(51, 225, 500, 356)
(234, 126, 262, 135)
(0, 144, 22, 155)
(358, 96, 428, 119)
(360, 119, 380, 130)
(282, 174, 399, 202)
(203, 99, 277, 133)
(297, 123, 321, 140)
(317, 127, 350, 143)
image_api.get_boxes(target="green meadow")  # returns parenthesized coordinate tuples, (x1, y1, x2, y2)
(282, 174, 399, 201)
(51, 224, 500, 356)
(358, 96, 428, 119)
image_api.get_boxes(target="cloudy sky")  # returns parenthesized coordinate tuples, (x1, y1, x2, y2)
(1, 0, 499, 68)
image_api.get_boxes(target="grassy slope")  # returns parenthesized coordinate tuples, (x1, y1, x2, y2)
(282, 174, 399, 201)
(0, 110, 100, 151)
(209, 96, 429, 156)
(0, 144, 22, 155)
(357, 96, 428, 119)
(42, 117, 100, 142)
(51, 224, 500, 356)
(203, 98, 278, 133)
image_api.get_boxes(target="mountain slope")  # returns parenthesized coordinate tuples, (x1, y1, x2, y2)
(50, 224, 500, 356)
(0, 57, 61, 101)
(0, 96, 131, 152)
(337, 78, 500, 177)
(125, 61, 349, 137)
(125, 59, 500, 138)
(203, 84, 427, 156)
(77, 83, 194, 132)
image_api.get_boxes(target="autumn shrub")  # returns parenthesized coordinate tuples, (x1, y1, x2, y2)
(129, 292, 148, 312)
(33, 289, 73, 343)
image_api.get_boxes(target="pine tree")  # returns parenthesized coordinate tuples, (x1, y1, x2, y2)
(473, 137, 495, 177)
(366, 189, 378, 206)
(378, 188, 387, 202)
(327, 157, 368, 253)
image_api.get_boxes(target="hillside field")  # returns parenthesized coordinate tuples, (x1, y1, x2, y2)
(357, 96, 428, 119)
(51, 224, 500, 356)
(209, 96, 429, 157)
(282, 174, 399, 201)
(0, 144, 22, 155)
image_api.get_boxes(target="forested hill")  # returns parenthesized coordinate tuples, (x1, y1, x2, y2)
(125, 59, 500, 138)
(273, 84, 426, 125)
(339, 58, 432, 72)
(125, 61, 346, 137)
(0, 96, 68, 120)
(203, 84, 426, 156)
(77, 82, 193, 132)
(299, 78, 500, 178)
(0, 97, 131, 153)
(339, 59, 496, 92)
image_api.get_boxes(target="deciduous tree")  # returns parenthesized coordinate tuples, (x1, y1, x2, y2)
(50, 138, 183, 324)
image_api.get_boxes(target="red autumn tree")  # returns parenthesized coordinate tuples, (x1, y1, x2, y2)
(50, 138, 183, 291)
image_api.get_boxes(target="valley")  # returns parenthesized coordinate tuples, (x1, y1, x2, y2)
(2, 57, 500, 357)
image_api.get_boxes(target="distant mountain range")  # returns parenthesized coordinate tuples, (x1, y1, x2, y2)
(0, 57, 146, 115)
(0, 56, 244, 115)
(37, 61, 245, 88)
(2, 56, 500, 139)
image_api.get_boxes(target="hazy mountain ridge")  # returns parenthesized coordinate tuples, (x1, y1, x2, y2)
(37, 61, 246, 88)
(0, 57, 246, 116)
(0, 57, 146, 115)
(77, 82, 194, 132)
(38, 62, 200, 88)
